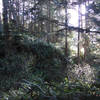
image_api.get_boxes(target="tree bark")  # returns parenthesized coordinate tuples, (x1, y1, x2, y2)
(65, 4, 68, 57)
(78, 2, 81, 64)
(2, 0, 9, 34)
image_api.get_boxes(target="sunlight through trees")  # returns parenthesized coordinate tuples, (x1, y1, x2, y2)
(1, 0, 100, 100)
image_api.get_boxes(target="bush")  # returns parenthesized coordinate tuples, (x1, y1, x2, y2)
(0, 52, 34, 90)
(29, 41, 66, 82)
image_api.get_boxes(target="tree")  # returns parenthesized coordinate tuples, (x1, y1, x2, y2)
(2, 0, 9, 34)
(0, 14, 3, 33)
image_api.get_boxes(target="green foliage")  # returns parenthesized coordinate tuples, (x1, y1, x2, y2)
(0, 37, 67, 90)
(1, 76, 100, 100)
(1, 0, 100, 99)
(71, 56, 84, 64)
(0, 75, 58, 100)
(0, 52, 34, 90)
(29, 40, 66, 82)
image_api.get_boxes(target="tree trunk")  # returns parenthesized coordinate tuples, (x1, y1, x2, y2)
(65, 5, 68, 57)
(78, 2, 81, 64)
(84, 0, 90, 61)
(3, 0, 9, 34)
(2, 0, 13, 55)
(47, 0, 51, 43)
(22, 0, 25, 27)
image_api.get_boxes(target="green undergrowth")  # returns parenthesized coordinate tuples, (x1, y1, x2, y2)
(0, 36, 100, 100)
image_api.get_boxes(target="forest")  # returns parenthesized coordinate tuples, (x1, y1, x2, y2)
(0, 0, 100, 100)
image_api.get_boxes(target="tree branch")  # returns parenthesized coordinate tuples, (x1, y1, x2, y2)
(56, 26, 100, 34)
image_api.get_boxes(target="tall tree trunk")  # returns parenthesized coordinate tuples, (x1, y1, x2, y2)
(84, 0, 90, 61)
(47, 0, 51, 43)
(78, 2, 81, 64)
(2, 0, 13, 55)
(65, 3, 68, 57)
(8, 0, 11, 23)
(40, 2, 43, 33)
(23, 0, 25, 27)
(0, 15, 3, 33)
(2, 0, 9, 34)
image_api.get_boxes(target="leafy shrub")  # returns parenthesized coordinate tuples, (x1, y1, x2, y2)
(0, 37, 67, 90)
(0, 52, 34, 90)
(28, 41, 66, 82)
(67, 63, 95, 83)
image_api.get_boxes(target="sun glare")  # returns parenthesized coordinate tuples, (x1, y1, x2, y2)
(80, 47, 85, 55)
(60, 4, 86, 56)
(60, 4, 86, 27)
(68, 8, 79, 27)
(61, 9, 65, 16)
(81, 4, 86, 15)
(0, 0, 3, 14)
